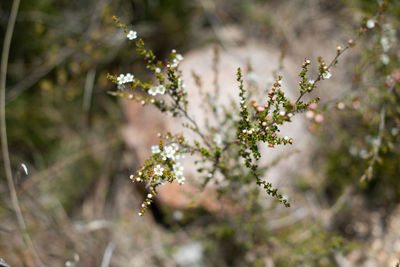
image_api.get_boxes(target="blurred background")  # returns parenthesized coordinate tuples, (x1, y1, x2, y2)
(1, 0, 400, 266)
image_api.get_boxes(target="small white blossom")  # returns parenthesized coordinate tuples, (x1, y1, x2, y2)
(154, 165, 164, 176)
(380, 37, 390, 52)
(306, 111, 314, 119)
(127, 30, 137, 40)
(173, 162, 184, 176)
(171, 143, 179, 151)
(359, 149, 368, 159)
(117, 74, 125, 85)
(322, 71, 332, 80)
(309, 79, 315, 85)
(125, 73, 134, 83)
(156, 85, 166, 95)
(171, 60, 179, 68)
(147, 193, 153, 198)
(151, 145, 161, 154)
(349, 146, 358, 156)
(155, 67, 161, 73)
(148, 86, 158, 96)
(213, 134, 222, 146)
(380, 54, 389, 65)
(337, 102, 345, 110)
(161, 145, 177, 160)
(176, 173, 185, 185)
(176, 54, 184, 61)
(366, 19, 375, 29)
(175, 153, 183, 160)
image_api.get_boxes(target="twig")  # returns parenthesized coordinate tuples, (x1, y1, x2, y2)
(100, 242, 116, 267)
(83, 68, 96, 112)
(0, 0, 44, 266)
(295, 45, 351, 104)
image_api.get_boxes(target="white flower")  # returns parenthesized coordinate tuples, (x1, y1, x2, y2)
(337, 102, 345, 110)
(309, 79, 315, 85)
(284, 136, 289, 140)
(176, 173, 185, 185)
(156, 85, 166, 95)
(359, 149, 368, 159)
(161, 145, 177, 160)
(380, 37, 390, 52)
(125, 73, 134, 83)
(148, 86, 158, 96)
(305, 111, 314, 119)
(213, 134, 222, 146)
(380, 54, 389, 65)
(117, 84, 125, 90)
(176, 54, 183, 61)
(173, 162, 184, 176)
(127, 30, 137, 40)
(170, 54, 183, 68)
(117, 74, 125, 85)
(171, 143, 179, 151)
(155, 67, 161, 73)
(151, 145, 161, 154)
(322, 71, 332, 80)
(366, 19, 375, 29)
(154, 165, 164, 176)
(171, 60, 179, 68)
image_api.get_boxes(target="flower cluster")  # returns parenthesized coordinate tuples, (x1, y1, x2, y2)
(129, 134, 189, 216)
(170, 51, 184, 68)
(148, 84, 166, 96)
(117, 73, 134, 85)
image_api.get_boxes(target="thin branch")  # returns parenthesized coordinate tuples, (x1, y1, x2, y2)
(83, 68, 96, 112)
(0, 0, 43, 266)
(295, 46, 351, 104)
(100, 242, 116, 267)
